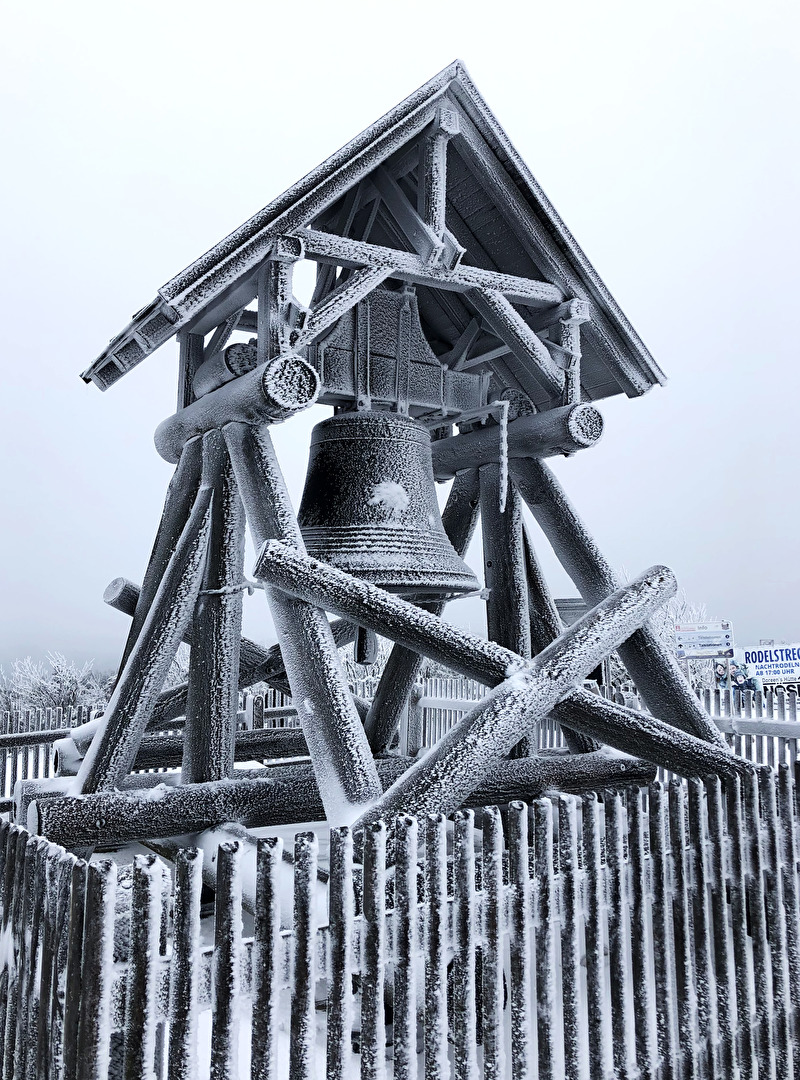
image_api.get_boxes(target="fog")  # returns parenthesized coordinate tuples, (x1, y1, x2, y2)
(0, 0, 797, 671)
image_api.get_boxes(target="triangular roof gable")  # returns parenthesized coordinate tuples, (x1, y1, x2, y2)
(82, 61, 665, 402)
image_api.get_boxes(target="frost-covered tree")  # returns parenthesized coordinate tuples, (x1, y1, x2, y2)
(0, 652, 110, 712)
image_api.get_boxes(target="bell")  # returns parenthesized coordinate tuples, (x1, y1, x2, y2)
(298, 410, 479, 599)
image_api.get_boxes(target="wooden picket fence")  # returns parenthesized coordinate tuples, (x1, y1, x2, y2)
(2, 768, 800, 1079)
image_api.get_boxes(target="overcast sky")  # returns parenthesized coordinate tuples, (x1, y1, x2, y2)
(0, 0, 797, 672)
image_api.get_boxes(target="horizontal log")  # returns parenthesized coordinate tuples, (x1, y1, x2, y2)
(55, 723, 308, 776)
(154, 353, 320, 463)
(431, 404, 604, 481)
(31, 751, 656, 847)
(296, 228, 565, 307)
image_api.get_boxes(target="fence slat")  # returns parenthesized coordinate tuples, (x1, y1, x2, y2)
(393, 815, 418, 1080)
(743, 770, 777, 1079)
(687, 779, 717, 1080)
(758, 768, 792, 1077)
(424, 812, 449, 1080)
(557, 797, 581, 1080)
(628, 786, 656, 1079)
(211, 841, 243, 1080)
(703, 776, 738, 1079)
(123, 855, 163, 1080)
(361, 820, 387, 1080)
(533, 799, 556, 1080)
(75, 859, 116, 1080)
(669, 778, 699, 1080)
(605, 790, 635, 1080)
(289, 832, 318, 1080)
(583, 793, 609, 1080)
(168, 848, 203, 1080)
(507, 801, 533, 1080)
(252, 838, 282, 1080)
(453, 809, 478, 1080)
(481, 806, 505, 1080)
(726, 775, 757, 1079)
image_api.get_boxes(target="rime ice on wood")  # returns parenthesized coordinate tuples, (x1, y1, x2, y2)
(6, 60, 768, 1078)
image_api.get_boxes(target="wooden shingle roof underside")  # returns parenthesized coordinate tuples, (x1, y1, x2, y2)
(81, 61, 665, 405)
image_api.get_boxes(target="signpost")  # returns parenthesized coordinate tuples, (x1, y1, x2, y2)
(674, 621, 735, 660)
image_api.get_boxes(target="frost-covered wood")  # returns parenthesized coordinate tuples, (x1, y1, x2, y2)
(183, 432, 245, 783)
(431, 403, 604, 479)
(32, 750, 655, 847)
(154, 354, 321, 463)
(224, 422, 382, 821)
(511, 457, 725, 746)
(116, 436, 203, 682)
(76, 459, 213, 795)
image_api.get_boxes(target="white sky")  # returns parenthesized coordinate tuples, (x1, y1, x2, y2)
(0, 0, 798, 670)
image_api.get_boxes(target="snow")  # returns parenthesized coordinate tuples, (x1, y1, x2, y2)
(367, 480, 410, 520)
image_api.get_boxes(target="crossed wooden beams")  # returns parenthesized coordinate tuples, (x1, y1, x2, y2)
(23, 406, 750, 850)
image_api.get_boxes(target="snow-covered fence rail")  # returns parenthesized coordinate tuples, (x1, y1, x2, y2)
(2, 770, 800, 1079)
(0, 706, 99, 810)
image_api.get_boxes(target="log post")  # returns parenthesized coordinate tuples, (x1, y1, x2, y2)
(223, 422, 382, 820)
(523, 522, 599, 754)
(479, 468, 530, 756)
(364, 468, 480, 753)
(183, 435, 246, 783)
(510, 458, 725, 746)
(75, 464, 214, 794)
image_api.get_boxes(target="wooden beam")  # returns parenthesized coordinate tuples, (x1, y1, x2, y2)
(32, 753, 658, 848)
(292, 265, 393, 350)
(223, 423, 382, 819)
(468, 288, 565, 398)
(176, 331, 204, 411)
(431, 404, 604, 480)
(294, 228, 564, 306)
(182, 436, 246, 784)
(480, 468, 530, 658)
(419, 106, 459, 234)
(154, 353, 321, 464)
(75, 451, 214, 795)
(372, 167, 444, 266)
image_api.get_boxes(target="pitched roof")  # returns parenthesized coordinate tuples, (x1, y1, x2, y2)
(81, 60, 665, 404)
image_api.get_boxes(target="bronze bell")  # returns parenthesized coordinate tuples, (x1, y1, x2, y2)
(297, 410, 479, 599)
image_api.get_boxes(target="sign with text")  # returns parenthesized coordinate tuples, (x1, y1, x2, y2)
(674, 621, 734, 659)
(736, 644, 800, 684)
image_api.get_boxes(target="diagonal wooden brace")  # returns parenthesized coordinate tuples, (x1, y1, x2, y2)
(350, 566, 676, 822)
(253, 542, 745, 784)
(224, 422, 382, 821)
(76, 440, 216, 794)
(510, 458, 726, 746)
